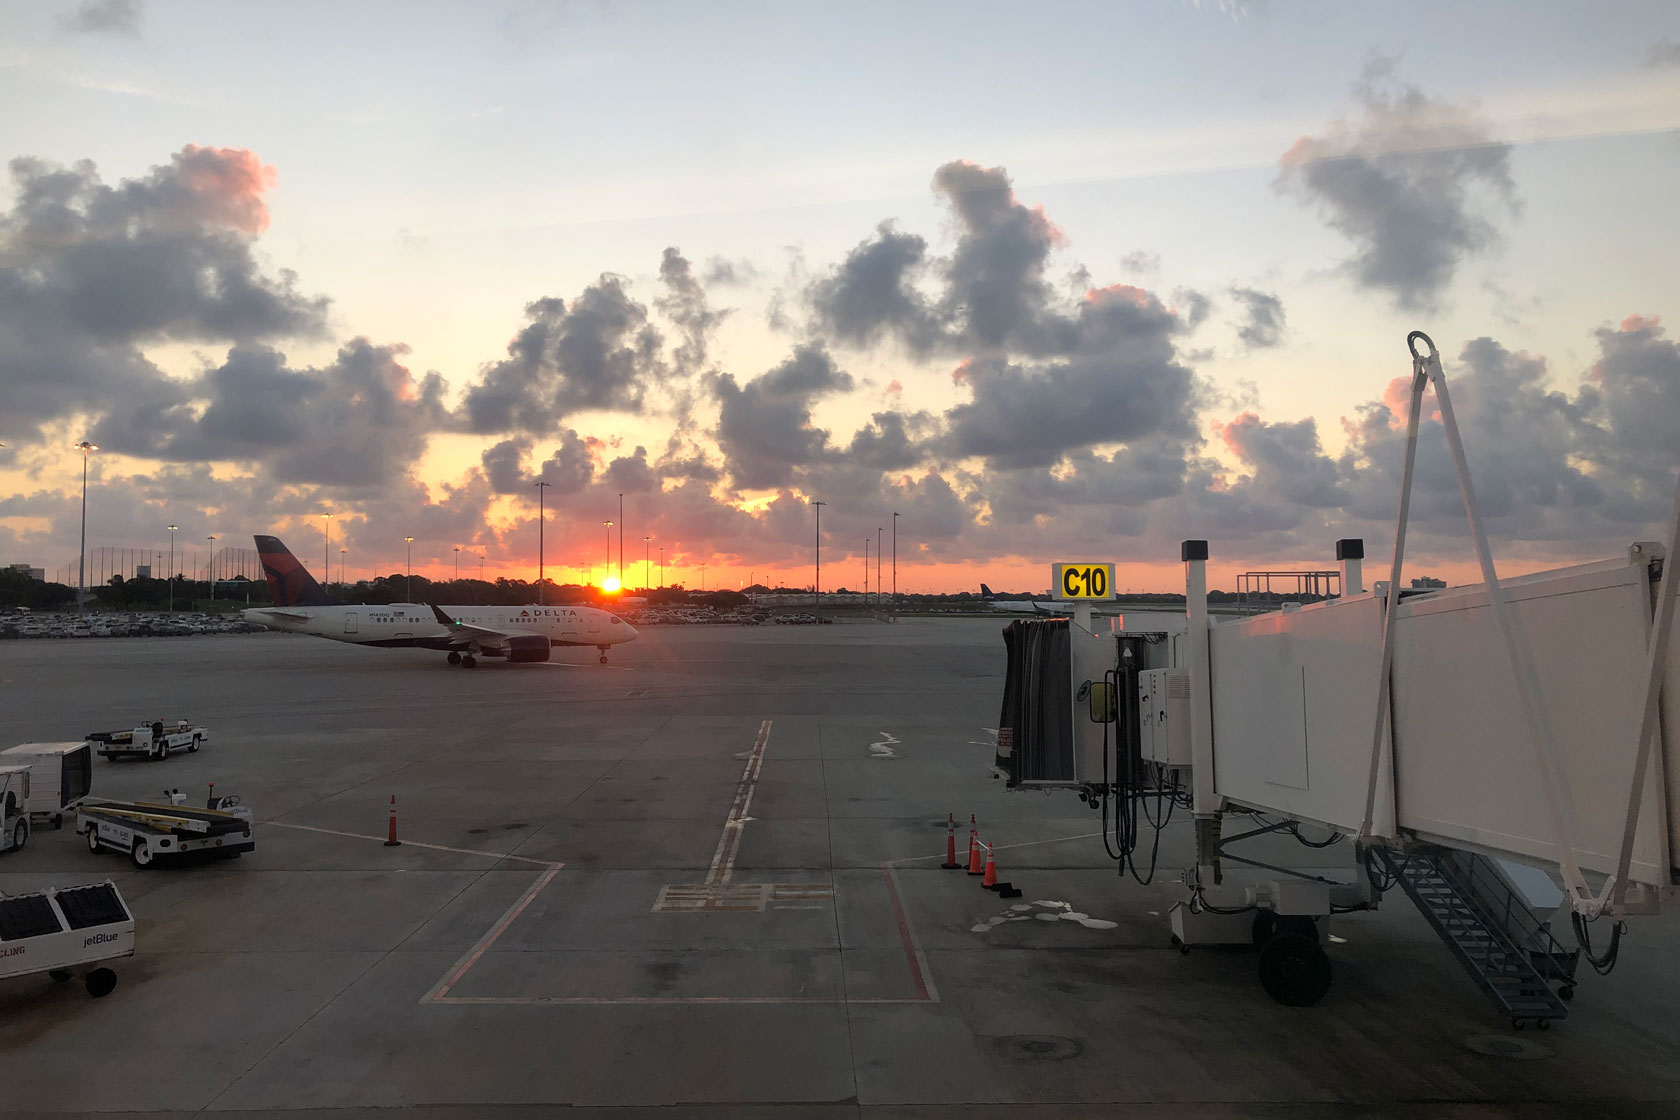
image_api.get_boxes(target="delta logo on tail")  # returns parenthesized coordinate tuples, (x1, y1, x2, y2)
(255, 535, 339, 607)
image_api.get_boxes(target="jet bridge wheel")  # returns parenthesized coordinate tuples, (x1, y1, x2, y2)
(447, 651, 462, 665)
(1256, 933, 1332, 1007)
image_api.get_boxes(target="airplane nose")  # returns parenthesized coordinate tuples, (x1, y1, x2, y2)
(619, 622, 639, 641)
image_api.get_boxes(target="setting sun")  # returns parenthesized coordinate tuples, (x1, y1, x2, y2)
(602, 577, 621, 592)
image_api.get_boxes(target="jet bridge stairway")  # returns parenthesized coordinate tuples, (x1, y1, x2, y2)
(1373, 847, 1574, 1028)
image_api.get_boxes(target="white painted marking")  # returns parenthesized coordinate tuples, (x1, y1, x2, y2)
(965, 726, 999, 747)
(868, 730, 900, 759)
(1329, 934, 1347, 944)
(706, 719, 771, 889)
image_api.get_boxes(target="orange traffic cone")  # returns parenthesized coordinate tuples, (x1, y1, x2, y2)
(384, 794, 401, 847)
(967, 833, 985, 875)
(981, 842, 998, 888)
(941, 813, 961, 869)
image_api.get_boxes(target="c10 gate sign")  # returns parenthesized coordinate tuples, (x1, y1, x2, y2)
(1052, 563, 1116, 600)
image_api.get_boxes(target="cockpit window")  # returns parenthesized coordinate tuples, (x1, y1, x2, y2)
(610, 617, 622, 625)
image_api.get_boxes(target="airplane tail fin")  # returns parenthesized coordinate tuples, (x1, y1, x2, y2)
(254, 535, 339, 607)
(980, 583, 996, 600)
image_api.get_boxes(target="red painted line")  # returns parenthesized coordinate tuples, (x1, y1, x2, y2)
(880, 864, 933, 1002)
(266, 820, 560, 868)
(423, 867, 559, 1003)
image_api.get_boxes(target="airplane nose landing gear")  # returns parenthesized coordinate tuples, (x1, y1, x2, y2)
(597, 645, 610, 664)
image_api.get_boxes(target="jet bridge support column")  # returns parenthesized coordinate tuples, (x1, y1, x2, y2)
(1337, 538, 1364, 596)
(1183, 540, 1221, 880)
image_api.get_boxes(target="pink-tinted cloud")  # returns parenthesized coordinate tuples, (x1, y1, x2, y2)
(172, 145, 278, 234)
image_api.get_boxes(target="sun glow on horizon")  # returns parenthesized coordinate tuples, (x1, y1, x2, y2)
(602, 576, 621, 592)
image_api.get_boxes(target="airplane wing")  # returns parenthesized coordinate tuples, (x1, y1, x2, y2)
(429, 604, 543, 649)
(248, 608, 313, 620)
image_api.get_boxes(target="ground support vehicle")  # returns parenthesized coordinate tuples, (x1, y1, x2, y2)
(0, 880, 134, 996)
(0, 766, 30, 853)
(87, 720, 207, 761)
(1, 741, 94, 828)
(79, 797, 253, 867)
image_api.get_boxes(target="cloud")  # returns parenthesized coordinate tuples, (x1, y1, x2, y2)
(1120, 250, 1161, 274)
(88, 339, 448, 488)
(1229, 286, 1286, 348)
(703, 256, 759, 287)
(1172, 287, 1213, 330)
(941, 285, 1197, 470)
(0, 146, 329, 443)
(1278, 61, 1519, 311)
(61, 0, 142, 35)
(457, 276, 663, 435)
(713, 344, 854, 490)
(655, 247, 727, 379)
(807, 221, 942, 352)
(1645, 41, 1680, 68)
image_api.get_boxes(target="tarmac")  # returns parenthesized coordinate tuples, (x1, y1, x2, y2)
(2, 619, 1679, 1118)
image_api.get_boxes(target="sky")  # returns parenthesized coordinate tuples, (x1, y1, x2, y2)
(1, 0, 1677, 595)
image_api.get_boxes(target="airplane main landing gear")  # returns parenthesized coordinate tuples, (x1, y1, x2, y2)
(447, 651, 462, 665)
(461, 655, 478, 669)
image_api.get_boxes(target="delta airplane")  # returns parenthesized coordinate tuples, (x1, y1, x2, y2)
(242, 535, 638, 668)
(979, 583, 1061, 615)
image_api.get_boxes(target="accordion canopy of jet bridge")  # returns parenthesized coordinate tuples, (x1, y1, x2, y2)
(995, 618, 1073, 781)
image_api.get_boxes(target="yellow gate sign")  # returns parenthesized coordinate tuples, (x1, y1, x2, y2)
(1052, 562, 1115, 600)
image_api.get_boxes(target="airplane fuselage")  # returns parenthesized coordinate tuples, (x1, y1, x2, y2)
(242, 602, 637, 653)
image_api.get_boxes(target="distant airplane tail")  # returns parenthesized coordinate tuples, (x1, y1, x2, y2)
(980, 583, 996, 600)
(254, 535, 339, 607)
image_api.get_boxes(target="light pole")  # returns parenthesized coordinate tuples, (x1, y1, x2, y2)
(167, 523, 178, 613)
(404, 536, 414, 601)
(602, 520, 613, 588)
(74, 441, 98, 613)
(699, 562, 707, 590)
(877, 527, 883, 605)
(618, 493, 624, 589)
(642, 535, 652, 593)
(892, 512, 898, 607)
(340, 547, 347, 587)
(863, 538, 869, 599)
(453, 545, 460, 585)
(811, 499, 825, 618)
(322, 513, 331, 588)
(658, 547, 664, 590)
(206, 535, 217, 604)
(534, 479, 550, 605)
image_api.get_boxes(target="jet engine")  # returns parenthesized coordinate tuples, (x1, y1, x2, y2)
(505, 634, 551, 663)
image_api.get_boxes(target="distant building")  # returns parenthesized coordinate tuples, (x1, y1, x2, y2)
(1411, 576, 1447, 589)
(136, 564, 152, 579)
(4, 563, 46, 581)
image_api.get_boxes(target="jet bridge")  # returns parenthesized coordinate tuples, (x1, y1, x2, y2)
(994, 332, 1680, 1023)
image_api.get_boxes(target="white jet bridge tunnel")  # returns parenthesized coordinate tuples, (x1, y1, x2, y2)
(993, 331, 1680, 1026)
